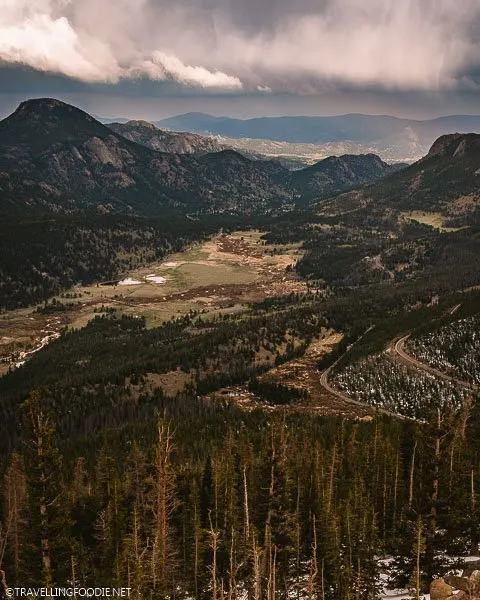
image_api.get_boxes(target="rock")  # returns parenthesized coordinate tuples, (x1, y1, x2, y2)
(430, 578, 454, 600)
(463, 560, 480, 576)
(444, 572, 480, 597)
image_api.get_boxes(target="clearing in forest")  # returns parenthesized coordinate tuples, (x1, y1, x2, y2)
(0, 231, 305, 372)
(206, 331, 376, 419)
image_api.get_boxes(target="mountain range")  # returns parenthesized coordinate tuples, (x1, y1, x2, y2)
(0, 99, 292, 216)
(3, 98, 480, 225)
(2, 97, 480, 309)
(155, 112, 480, 163)
(0, 99, 401, 217)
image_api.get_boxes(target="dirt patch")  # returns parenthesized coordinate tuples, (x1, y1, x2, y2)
(144, 370, 193, 396)
(448, 195, 480, 215)
(206, 331, 376, 419)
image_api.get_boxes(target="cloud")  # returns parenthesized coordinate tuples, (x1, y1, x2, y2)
(0, 0, 243, 90)
(135, 52, 242, 89)
(1, 0, 480, 94)
(0, 13, 119, 82)
(212, 0, 480, 93)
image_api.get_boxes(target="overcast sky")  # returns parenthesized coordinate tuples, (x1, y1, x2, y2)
(1, 0, 480, 120)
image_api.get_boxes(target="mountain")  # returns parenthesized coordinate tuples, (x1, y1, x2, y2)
(156, 112, 480, 162)
(322, 133, 480, 228)
(156, 112, 408, 143)
(0, 99, 406, 218)
(107, 120, 224, 155)
(98, 114, 408, 202)
(286, 153, 404, 198)
(371, 133, 480, 213)
(0, 98, 413, 308)
(107, 120, 306, 170)
(0, 99, 292, 216)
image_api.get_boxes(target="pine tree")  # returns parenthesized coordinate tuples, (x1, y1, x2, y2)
(409, 517, 426, 600)
(20, 391, 71, 586)
(2, 452, 26, 586)
(149, 419, 179, 596)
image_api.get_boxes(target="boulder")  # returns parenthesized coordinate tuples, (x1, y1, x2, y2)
(445, 575, 473, 592)
(463, 560, 480, 577)
(430, 578, 454, 600)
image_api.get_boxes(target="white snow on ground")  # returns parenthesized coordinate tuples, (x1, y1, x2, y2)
(146, 274, 167, 284)
(160, 262, 177, 268)
(382, 593, 462, 599)
(378, 555, 480, 600)
(118, 278, 141, 285)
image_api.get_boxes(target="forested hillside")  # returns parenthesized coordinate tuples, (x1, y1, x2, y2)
(2, 98, 480, 597)
(1, 386, 480, 596)
(0, 215, 233, 309)
(319, 132, 480, 227)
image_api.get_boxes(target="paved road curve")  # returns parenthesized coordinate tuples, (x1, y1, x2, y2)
(393, 334, 479, 393)
(318, 327, 409, 420)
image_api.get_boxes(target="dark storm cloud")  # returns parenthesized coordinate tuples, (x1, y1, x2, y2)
(1, 0, 480, 95)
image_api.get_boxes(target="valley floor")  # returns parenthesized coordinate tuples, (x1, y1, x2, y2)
(0, 230, 305, 375)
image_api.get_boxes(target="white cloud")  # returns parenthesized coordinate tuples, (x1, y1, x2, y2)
(0, 0, 244, 90)
(0, 13, 119, 82)
(135, 52, 243, 89)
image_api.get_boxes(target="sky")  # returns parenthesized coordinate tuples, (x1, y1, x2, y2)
(1, 0, 480, 120)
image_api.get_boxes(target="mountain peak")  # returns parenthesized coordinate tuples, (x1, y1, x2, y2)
(124, 119, 157, 130)
(0, 98, 114, 152)
(425, 133, 480, 160)
(426, 133, 465, 159)
(18, 97, 71, 109)
(14, 97, 94, 121)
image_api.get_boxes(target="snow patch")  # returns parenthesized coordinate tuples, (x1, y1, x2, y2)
(118, 277, 141, 285)
(146, 275, 167, 284)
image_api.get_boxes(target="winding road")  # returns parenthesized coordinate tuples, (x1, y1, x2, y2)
(318, 309, 479, 420)
(393, 334, 478, 393)
(318, 327, 409, 419)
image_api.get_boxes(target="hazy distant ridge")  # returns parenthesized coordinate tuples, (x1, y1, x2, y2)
(155, 113, 480, 162)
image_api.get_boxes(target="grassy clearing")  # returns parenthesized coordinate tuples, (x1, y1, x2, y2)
(401, 211, 461, 232)
(0, 232, 305, 367)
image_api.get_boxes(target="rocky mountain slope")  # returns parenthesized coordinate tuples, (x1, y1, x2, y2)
(287, 153, 403, 198)
(0, 99, 291, 216)
(108, 121, 311, 170)
(321, 133, 480, 227)
(108, 120, 224, 155)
